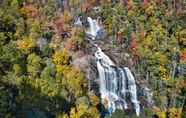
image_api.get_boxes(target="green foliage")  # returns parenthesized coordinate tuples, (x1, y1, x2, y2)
(27, 53, 42, 77)
(106, 110, 128, 118)
(0, 83, 16, 118)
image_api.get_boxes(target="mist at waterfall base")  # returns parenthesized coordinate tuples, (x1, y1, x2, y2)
(83, 17, 140, 116)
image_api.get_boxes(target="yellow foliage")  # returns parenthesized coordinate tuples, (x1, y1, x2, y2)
(30, 78, 59, 97)
(127, 10, 136, 18)
(178, 29, 186, 45)
(69, 0, 81, 7)
(67, 103, 100, 118)
(64, 68, 85, 97)
(13, 64, 21, 74)
(159, 96, 167, 102)
(17, 36, 36, 49)
(159, 66, 167, 74)
(56, 113, 69, 118)
(144, 2, 155, 15)
(153, 107, 166, 118)
(63, 10, 72, 23)
(153, 107, 182, 118)
(152, 52, 169, 65)
(157, 111, 166, 118)
(53, 49, 69, 65)
(88, 93, 100, 106)
(52, 48, 86, 97)
(168, 108, 182, 118)
(159, 66, 169, 80)
(19, 4, 39, 18)
(56, 65, 71, 74)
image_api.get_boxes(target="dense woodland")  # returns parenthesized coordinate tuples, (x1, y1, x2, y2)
(0, 0, 186, 118)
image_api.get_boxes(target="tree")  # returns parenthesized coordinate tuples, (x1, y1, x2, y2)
(52, 49, 69, 66)
(27, 53, 42, 77)
(17, 36, 36, 50)
(59, 103, 100, 118)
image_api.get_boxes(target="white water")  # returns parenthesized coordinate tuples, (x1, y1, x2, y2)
(86, 17, 102, 40)
(74, 17, 82, 26)
(95, 48, 140, 116)
(86, 17, 140, 116)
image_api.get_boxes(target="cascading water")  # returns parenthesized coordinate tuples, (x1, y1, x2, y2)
(86, 17, 102, 40)
(74, 17, 82, 26)
(95, 48, 140, 116)
(85, 17, 140, 116)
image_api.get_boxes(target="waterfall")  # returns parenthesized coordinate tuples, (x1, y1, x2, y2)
(86, 17, 102, 40)
(95, 48, 140, 116)
(84, 17, 140, 116)
(74, 17, 82, 26)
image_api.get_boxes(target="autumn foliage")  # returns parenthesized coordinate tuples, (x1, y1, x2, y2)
(180, 50, 186, 63)
(0, 0, 186, 118)
(20, 4, 39, 18)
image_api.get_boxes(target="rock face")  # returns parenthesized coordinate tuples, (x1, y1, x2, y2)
(72, 54, 98, 91)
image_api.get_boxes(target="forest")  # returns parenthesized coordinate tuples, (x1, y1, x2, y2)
(0, 0, 186, 118)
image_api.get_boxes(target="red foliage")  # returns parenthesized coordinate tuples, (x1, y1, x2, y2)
(122, 0, 128, 6)
(130, 33, 137, 49)
(172, 0, 182, 16)
(181, 51, 186, 62)
(176, 3, 182, 16)
(122, 0, 133, 10)
(130, 39, 137, 49)
(127, 0, 133, 10)
(117, 31, 124, 44)
(53, 17, 64, 35)
(64, 39, 76, 51)
(142, 0, 149, 7)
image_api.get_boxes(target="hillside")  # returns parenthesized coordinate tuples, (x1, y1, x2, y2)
(0, 0, 186, 118)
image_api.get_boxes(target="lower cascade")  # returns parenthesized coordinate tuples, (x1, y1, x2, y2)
(95, 47, 140, 116)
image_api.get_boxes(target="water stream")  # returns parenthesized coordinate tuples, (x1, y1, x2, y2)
(86, 17, 140, 116)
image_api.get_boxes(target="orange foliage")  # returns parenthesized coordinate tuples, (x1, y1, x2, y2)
(122, 0, 134, 10)
(64, 38, 77, 51)
(180, 51, 186, 63)
(89, 93, 100, 106)
(128, 0, 134, 9)
(176, 79, 186, 89)
(20, 5, 39, 18)
(117, 31, 124, 43)
(53, 11, 72, 36)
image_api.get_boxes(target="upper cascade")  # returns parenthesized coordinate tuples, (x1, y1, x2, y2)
(86, 17, 103, 40)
